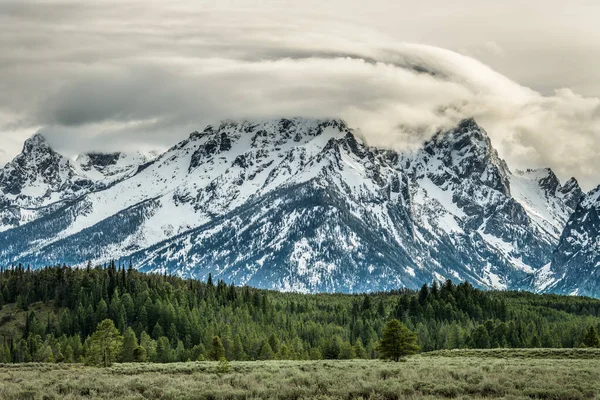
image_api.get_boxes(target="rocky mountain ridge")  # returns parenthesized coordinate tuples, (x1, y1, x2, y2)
(0, 118, 596, 295)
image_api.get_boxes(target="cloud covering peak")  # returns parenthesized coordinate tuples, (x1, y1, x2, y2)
(0, 1, 599, 189)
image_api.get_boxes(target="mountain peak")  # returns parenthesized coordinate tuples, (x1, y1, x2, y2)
(188, 125, 215, 140)
(2, 116, 600, 296)
(428, 118, 489, 150)
(453, 117, 488, 141)
(526, 168, 561, 195)
(187, 117, 349, 146)
(557, 177, 583, 209)
(417, 117, 512, 197)
(188, 117, 339, 139)
(22, 132, 52, 154)
(424, 118, 497, 162)
(186, 117, 351, 171)
(562, 177, 580, 191)
(0, 132, 78, 203)
(455, 117, 481, 132)
(582, 185, 600, 208)
(214, 117, 348, 131)
(28, 132, 47, 142)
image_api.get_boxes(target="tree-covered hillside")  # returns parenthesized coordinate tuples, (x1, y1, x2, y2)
(0, 262, 599, 363)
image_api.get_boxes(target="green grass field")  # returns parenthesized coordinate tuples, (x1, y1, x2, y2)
(1, 350, 599, 400)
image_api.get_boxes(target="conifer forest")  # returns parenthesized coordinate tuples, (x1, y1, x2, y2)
(0, 263, 599, 365)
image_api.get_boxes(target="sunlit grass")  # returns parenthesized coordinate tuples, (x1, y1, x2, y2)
(1, 351, 599, 399)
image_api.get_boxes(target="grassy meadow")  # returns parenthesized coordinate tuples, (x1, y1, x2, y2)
(1, 350, 600, 400)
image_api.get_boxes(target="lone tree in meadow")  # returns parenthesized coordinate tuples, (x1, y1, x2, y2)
(582, 325, 600, 348)
(88, 319, 123, 367)
(377, 319, 420, 361)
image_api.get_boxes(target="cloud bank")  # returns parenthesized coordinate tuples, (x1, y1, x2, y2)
(0, 1, 599, 189)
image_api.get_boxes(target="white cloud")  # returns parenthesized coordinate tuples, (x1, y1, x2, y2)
(0, 1, 599, 189)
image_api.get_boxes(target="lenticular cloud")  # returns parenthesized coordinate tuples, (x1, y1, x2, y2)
(0, 4, 598, 189)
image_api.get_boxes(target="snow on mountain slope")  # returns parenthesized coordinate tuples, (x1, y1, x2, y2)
(0, 134, 89, 208)
(1, 119, 361, 264)
(557, 178, 584, 210)
(398, 119, 568, 287)
(401, 120, 584, 291)
(0, 117, 596, 295)
(510, 168, 581, 240)
(74, 151, 157, 182)
(124, 119, 576, 292)
(125, 130, 422, 292)
(536, 186, 600, 297)
(0, 136, 154, 233)
(0, 134, 92, 232)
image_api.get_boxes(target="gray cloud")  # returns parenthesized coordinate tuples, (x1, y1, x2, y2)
(0, 0, 599, 190)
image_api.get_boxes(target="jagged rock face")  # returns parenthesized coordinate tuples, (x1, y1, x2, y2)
(396, 120, 561, 288)
(510, 169, 581, 240)
(0, 118, 596, 295)
(0, 134, 87, 205)
(0, 134, 93, 232)
(558, 177, 584, 210)
(0, 137, 154, 232)
(538, 188, 600, 297)
(77, 152, 122, 171)
(121, 119, 557, 291)
(75, 151, 155, 179)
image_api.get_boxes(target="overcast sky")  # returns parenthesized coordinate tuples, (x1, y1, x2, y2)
(1, 0, 599, 189)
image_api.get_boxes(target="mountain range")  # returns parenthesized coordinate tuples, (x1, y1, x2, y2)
(0, 118, 598, 296)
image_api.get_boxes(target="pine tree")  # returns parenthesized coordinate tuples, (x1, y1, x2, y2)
(174, 340, 187, 362)
(63, 344, 74, 363)
(96, 299, 108, 322)
(324, 335, 343, 359)
(377, 319, 420, 361)
(529, 335, 541, 348)
(209, 336, 225, 361)
(88, 319, 123, 367)
(338, 341, 356, 359)
(362, 295, 371, 312)
(39, 343, 55, 363)
(140, 331, 157, 361)
(582, 326, 600, 348)
(471, 325, 491, 349)
(259, 342, 274, 360)
(156, 337, 172, 363)
(278, 344, 291, 360)
(16, 294, 28, 311)
(120, 327, 138, 362)
(418, 284, 429, 305)
(232, 335, 245, 360)
(167, 323, 179, 346)
(133, 345, 147, 362)
(309, 347, 322, 360)
(353, 338, 367, 358)
(152, 322, 164, 340)
(377, 301, 386, 317)
(268, 333, 280, 354)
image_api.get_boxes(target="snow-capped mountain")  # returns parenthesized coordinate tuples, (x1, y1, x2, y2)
(0, 135, 154, 232)
(0, 133, 92, 231)
(0, 133, 90, 208)
(534, 186, 600, 297)
(0, 118, 596, 295)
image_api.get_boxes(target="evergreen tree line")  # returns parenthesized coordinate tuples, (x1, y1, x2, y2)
(0, 263, 598, 364)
